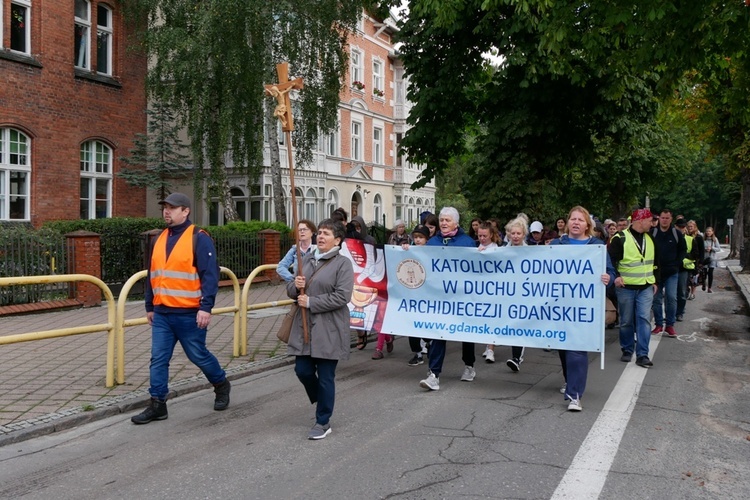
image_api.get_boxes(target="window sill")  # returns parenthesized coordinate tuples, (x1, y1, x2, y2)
(372, 94, 385, 102)
(0, 49, 42, 68)
(351, 87, 365, 94)
(74, 68, 122, 88)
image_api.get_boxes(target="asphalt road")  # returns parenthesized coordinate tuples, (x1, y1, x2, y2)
(1, 270, 748, 500)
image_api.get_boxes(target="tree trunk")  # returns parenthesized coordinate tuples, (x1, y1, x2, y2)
(737, 169, 750, 269)
(266, 99, 287, 223)
(730, 199, 742, 259)
(220, 176, 239, 223)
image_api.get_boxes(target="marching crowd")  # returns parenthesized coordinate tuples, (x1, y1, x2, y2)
(128, 192, 721, 441)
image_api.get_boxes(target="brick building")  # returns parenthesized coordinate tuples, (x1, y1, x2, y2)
(0, 0, 147, 227)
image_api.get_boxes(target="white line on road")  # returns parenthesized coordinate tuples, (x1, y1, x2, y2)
(551, 335, 662, 499)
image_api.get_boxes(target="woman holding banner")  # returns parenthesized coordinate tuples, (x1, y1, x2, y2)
(549, 206, 616, 412)
(419, 207, 478, 391)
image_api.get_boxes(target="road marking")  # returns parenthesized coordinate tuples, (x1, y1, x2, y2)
(551, 335, 661, 499)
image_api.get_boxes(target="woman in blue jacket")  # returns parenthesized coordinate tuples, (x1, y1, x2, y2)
(549, 206, 616, 412)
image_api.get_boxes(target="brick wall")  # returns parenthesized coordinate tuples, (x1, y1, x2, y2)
(0, 0, 148, 227)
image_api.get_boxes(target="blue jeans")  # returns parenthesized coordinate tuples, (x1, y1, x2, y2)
(149, 312, 226, 401)
(676, 270, 688, 316)
(653, 272, 678, 327)
(617, 287, 654, 359)
(295, 356, 338, 426)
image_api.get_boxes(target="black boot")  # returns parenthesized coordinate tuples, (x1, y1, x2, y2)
(213, 379, 231, 411)
(131, 398, 168, 424)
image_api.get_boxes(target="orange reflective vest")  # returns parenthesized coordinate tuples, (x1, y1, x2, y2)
(150, 225, 202, 308)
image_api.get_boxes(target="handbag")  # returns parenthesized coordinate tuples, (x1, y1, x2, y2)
(276, 303, 298, 343)
(275, 257, 334, 343)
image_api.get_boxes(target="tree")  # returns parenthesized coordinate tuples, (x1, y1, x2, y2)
(117, 102, 193, 202)
(125, 0, 361, 222)
(394, 0, 749, 226)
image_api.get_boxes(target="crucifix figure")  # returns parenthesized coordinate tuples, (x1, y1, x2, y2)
(264, 62, 311, 343)
(264, 63, 304, 132)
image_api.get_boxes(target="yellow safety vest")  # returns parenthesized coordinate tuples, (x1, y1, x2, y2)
(617, 230, 656, 285)
(150, 225, 202, 308)
(682, 235, 695, 270)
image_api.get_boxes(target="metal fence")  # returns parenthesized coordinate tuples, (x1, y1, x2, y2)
(0, 231, 69, 305)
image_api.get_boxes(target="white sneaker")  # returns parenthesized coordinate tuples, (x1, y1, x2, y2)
(419, 372, 440, 391)
(560, 383, 567, 394)
(460, 366, 476, 381)
(482, 347, 490, 358)
(567, 397, 582, 411)
(485, 349, 495, 363)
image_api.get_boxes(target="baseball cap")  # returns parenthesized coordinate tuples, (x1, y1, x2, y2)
(674, 217, 687, 227)
(159, 193, 191, 209)
(529, 221, 544, 233)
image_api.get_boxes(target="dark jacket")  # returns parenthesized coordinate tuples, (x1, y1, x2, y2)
(651, 225, 687, 278)
(426, 227, 475, 247)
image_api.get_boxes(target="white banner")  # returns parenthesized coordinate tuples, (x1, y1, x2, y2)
(381, 245, 607, 352)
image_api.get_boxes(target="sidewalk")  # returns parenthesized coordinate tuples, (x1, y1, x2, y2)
(0, 282, 303, 442)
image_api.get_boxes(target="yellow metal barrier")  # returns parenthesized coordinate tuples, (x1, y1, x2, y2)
(114, 267, 240, 384)
(237, 264, 295, 356)
(0, 274, 117, 387)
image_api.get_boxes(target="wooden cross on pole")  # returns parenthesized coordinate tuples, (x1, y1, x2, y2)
(264, 62, 311, 343)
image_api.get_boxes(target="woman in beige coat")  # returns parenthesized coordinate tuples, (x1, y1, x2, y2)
(287, 219, 353, 440)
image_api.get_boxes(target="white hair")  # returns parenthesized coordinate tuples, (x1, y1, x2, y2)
(439, 206, 460, 224)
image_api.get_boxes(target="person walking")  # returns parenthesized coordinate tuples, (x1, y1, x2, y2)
(419, 207, 478, 390)
(132, 193, 230, 425)
(703, 227, 721, 293)
(287, 219, 354, 440)
(276, 219, 317, 282)
(609, 208, 659, 368)
(549, 206, 615, 411)
(650, 209, 686, 338)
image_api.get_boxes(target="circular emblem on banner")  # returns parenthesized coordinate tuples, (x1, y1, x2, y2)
(396, 259, 426, 289)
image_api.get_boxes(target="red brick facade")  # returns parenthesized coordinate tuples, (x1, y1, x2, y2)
(0, 0, 147, 226)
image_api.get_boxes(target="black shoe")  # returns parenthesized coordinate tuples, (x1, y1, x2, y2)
(214, 379, 231, 411)
(506, 358, 521, 372)
(620, 352, 633, 363)
(636, 356, 653, 368)
(131, 398, 168, 424)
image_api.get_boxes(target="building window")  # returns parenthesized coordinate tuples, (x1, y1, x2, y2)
(327, 189, 338, 217)
(395, 195, 402, 221)
(0, 128, 31, 220)
(96, 4, 112, 75)
(210, 187, 249, 225)
(351, 121, 362, 161)
(305, 188, 317, 221)
(325, 132, 337, 156)
(11, 1, 31, 54)
(373, 127, 383, 164)
(74, 0, 90, 69)
(373, 194, 382, 225)
(351, 49, 363, 88)
(372, 59, 383, 94)
(80, 140, 111, 219)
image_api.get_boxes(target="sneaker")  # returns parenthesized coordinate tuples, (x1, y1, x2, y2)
(308, 422, 332, 440)
(707, 288, 713, 293)
(482, 347, 491, 358)
(688, 293, 695, 300)
(213, 379, 231, 411)
(560, 383, 567, 394)
(636, 356, 653, 367)
(567, 397, 583, 411)
(131, 398, 168, 425)
(620, 351, 633, 362)
(386, 339, 394, 353)
(460, 366, 476, 381)
(408, 354, 424, 366)
(676, 315, 684, 322)
(665, 326, 677, 338)
(421, 341, 430, 355)
(651, 326, 663, 335)
(420, 372, 440, 391)
(506, 358, 521, 372)
(371, 349, 384, 360)
(485, 349, 495, 363)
